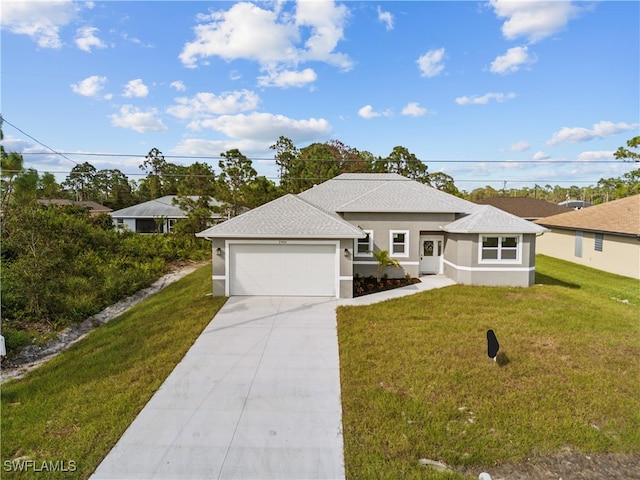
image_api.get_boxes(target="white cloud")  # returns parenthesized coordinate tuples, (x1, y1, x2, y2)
(455, 92, 516, 105)
(489, 0, 582, 43)
(507, 141, 531, 152)
(401, 102, 428, 117)
(109, 105, 168, 133)
(546, 121, 639, 146)
(0, 0, 81, 48)
(577, 150, 614, 162)
(417, 48, 445, 78)
(122, 79, 149, 98)
(75, 26, 106, 52)
(71, 75, 108, 97)
(122, 79, 148, 98)
(257, 68, 317, 88)
(532, 151, 550, 160)
(170, 81, 186, 92)
(358, 105, 391, 119)
(490, 46, 536, 74)
(377, 6, 394, 31)
(172, 138, 268, 158)
(195, 112, 332, 142)
(179, 1, 351, 82)
(167, 90, 260, 121)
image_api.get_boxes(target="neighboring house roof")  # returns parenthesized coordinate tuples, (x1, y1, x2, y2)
(559, 199, 592, 209)
(444, 205, 547, 234)
(299, 173, 472, 214)
(475, 197, 572, 220)
(111, 195, 222, 219)
(535, 195, 640, 236)
(37, 199, 112, 213)
(196, 194, 364, 239)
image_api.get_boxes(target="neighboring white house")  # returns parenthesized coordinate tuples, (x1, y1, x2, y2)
(197, 173, 548, 298)
(111, 195, 224, 233)
(535, 195, 640, 280)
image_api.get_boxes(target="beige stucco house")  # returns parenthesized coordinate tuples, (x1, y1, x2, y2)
(535, 195, 640, 280)
(197, 173, 547, 298)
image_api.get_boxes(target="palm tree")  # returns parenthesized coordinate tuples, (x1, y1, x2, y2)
(371, 249, 401, 283)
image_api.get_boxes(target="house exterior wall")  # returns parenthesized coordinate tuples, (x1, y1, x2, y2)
(209, 237, 355, 298)
(536, 228, 640, 280)
(443, 233, 537, 287)
(342, 212, 455, 279)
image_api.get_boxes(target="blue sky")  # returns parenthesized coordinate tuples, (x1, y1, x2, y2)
(2, 0, 638, 192)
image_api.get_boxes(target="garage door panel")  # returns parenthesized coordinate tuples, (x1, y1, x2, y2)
(230, 243, 336, 296)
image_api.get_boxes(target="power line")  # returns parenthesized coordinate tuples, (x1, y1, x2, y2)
(1, 117, 79, 166)
(18, 151, 624, 164)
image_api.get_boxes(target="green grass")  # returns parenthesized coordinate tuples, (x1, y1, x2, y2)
(1, 264, 226, 480)
(337, 255, 640, 479)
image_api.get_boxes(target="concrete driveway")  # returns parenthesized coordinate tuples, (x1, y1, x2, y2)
(91, 296, 345, 480)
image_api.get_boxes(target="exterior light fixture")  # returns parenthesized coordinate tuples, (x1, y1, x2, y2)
(344, 248, 349, 257)
(216, 247, 222, 256)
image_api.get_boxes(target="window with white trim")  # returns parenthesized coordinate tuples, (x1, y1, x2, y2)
(390, 230, 409, 257)
(355, 230, 373, 257)
(479, 235, 521, 263)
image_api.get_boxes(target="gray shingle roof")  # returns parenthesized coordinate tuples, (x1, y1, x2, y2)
(299, 173, 474, 213)
(111, 196, 222, 219)
(444, 205, 548, 234)
(196, 194, 364, 239)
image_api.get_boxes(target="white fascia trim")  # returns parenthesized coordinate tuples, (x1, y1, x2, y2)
(443, 259, 534, 272)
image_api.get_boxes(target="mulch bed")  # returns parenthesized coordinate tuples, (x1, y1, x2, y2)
(353, 276, 421, 297)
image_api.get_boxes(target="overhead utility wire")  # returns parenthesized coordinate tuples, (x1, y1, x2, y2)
(21, 151, 623, 164)
(1, 117, 79, 166)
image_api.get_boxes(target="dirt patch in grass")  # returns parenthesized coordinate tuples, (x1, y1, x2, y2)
(1, 260, 208, 383)
(455, 449, 640, 480)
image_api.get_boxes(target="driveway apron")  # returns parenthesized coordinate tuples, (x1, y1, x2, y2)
(91, 296, 345, 480)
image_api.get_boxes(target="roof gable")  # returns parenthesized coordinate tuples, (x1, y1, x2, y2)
(197, 194, 364, 239)
(535, 195, 640, 236)
(444, 205, 548, 234)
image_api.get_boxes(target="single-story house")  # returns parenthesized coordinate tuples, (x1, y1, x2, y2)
(475, 197, 572, 221)
(535, 195, 640, 280)
(37, 199, 112, 216)
(111, 195, 223, 233)
(196, 173, 547, 298)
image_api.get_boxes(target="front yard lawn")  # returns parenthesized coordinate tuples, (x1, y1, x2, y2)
(1, 263, 226, 480)
(337, 255, 640, 479)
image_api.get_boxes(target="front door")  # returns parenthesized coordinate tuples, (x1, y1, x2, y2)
(420, 235, 443, 274)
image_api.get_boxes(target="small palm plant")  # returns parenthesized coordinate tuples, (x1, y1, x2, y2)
(371, 249, 401, 283)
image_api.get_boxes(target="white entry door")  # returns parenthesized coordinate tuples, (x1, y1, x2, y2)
(419, 235, 443, 274)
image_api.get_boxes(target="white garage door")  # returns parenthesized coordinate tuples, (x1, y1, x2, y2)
(229, 243, 336, 296)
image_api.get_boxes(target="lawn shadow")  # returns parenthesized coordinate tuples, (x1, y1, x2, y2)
(535, 272, 581, 289)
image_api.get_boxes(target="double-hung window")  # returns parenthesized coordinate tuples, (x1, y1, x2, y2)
(355, 230, 373, 257)
(479, 235, 521, 263)
(390, 230, 409, 258)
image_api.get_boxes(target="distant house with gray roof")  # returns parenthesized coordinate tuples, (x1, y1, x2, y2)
(197, 173, 547, 298)
(111, 195, 224, 233)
